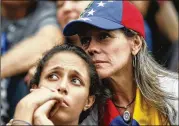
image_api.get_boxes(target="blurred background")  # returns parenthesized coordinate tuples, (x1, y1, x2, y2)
(1, 0, 178, 125)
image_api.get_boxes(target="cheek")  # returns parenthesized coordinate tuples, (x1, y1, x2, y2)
(38, 78, 56, 89)
(67, 89, 89, 115)
(38, 80, 48, 88)
(70, 90, 89, 106)
(53, 90, 89, 122)
(115, 45, 131, 60)
(57, 10, 64, 25)
(109, 43, 131, 69)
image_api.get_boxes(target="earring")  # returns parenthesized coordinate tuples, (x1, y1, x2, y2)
(83, 105, 88, 111)
(132, 55, 136, 68)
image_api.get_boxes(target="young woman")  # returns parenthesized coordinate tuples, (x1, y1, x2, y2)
(7, 44, 106, 125)
(63, 1, 178, 125)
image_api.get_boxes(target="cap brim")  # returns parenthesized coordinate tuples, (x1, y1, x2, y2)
(63, 17, 124, 36)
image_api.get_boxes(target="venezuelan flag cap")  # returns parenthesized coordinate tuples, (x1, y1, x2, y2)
(63, 0, 145, 38)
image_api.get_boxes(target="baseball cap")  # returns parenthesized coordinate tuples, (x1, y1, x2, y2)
(63, 0, 145, 38)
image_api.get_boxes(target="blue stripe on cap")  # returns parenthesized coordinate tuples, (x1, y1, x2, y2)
(63, 1, 125, 36)
(82, 1, 123, 24)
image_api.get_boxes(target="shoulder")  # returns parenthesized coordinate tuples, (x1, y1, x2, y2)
(159, 75, 178, 125)
(31, 1, 60, 32)
(158, 75, 178, 97)
(31, 1, 57, 24)
(36, 1, 56, 15)
(80, 105, 98, 125)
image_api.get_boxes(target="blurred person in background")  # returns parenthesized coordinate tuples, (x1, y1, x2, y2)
(130, 1, 153, 52)
(131, 1, 178, 73)
(1, 0, 63, 124)
(57, 1, 91, 45)
(155, 1, 178, 72)
(145, 0, 178, 72)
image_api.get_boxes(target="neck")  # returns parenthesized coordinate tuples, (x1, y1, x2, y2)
(2, 4, 31, 20)
(109, 64, 136, 107)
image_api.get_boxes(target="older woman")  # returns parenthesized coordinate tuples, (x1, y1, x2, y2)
(63, 1, 178, 125)
(7, 44, 106, 125)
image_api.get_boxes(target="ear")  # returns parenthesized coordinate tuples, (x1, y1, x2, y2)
(130, 35, 142, 55)
(83, 96, 95, 111)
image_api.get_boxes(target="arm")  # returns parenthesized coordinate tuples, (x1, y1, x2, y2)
(130, 1, 150, 17)
(155, 1, 178, 42)
(1, 25, 65, 78)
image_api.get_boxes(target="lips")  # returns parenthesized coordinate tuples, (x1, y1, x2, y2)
(61, 100, 69, 107)
(93, 60, 108, 64)
(49, 99, 69, 118)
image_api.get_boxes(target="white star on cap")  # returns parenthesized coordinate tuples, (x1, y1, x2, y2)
(97, 1, 106, 7)
(79, 18, 91, 21)
(88, 9, 95, 16)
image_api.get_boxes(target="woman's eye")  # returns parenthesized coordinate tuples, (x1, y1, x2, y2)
(98, 32, 111, 41)
(71, 78, 81, 86)
(80, 37, 91, 47)
(48, 74, 58, 81)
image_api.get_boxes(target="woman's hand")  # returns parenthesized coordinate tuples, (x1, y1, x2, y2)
(13, 87, 63, 124)
(33, 100, 56, 125)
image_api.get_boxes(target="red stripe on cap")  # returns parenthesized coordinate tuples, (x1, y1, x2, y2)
(121, 1, 145, 38)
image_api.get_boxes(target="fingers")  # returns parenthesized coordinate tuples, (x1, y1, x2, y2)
(33, 100, 57, 125)
(27, 87, 63, 109)
(30, 86, 56, 93)
(40, 86, 57, 92)
(34, 100, 57, 117)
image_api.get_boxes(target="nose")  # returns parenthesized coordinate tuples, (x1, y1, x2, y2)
(56, 78, 68, 95)
(87, 39, 100, 56)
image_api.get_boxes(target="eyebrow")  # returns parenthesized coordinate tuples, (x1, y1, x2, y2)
(49, 66, 85, 81)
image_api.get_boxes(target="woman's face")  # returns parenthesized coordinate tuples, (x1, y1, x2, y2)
(39, 52, 94, 125)
(56, 1, 91, 29)
(78, 27, 133, 79)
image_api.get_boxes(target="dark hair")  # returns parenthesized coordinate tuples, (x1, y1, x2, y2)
(30, 44, 106, 123)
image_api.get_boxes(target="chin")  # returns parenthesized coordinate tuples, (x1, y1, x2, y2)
(97, 70, 111, 79)
(50, 111, 78, 125)
(50, 115, 69, 125)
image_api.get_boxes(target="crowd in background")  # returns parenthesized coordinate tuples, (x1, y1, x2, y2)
(1, 0, 178, 125)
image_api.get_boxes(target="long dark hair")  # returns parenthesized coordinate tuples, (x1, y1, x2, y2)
(30, 44, 108, 123)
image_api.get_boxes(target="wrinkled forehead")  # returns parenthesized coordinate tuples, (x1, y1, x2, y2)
(44, 51, 90, 75)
